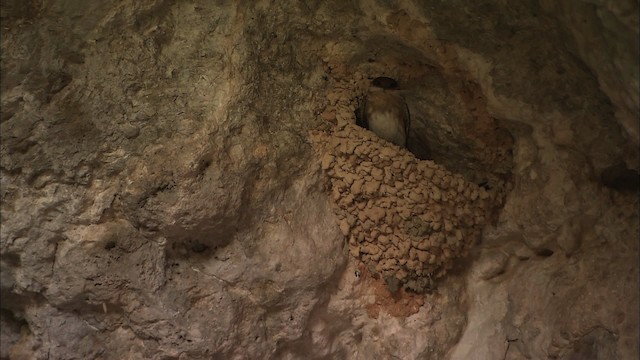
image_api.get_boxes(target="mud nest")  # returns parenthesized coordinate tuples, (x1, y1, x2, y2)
(312, 124, 502, 293)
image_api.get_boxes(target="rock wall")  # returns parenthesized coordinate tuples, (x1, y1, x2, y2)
(1, 0, 638, 359)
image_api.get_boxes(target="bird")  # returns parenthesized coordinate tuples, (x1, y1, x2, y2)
(358, 76, 410, 148)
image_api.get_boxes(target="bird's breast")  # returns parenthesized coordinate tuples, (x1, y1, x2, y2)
(365, 92, 408, 147)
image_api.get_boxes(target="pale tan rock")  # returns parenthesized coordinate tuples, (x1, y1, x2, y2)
(417, 250, 430, 263)
(416, 239, 429, 251)
(479, 188, 490, 200)
(430, 187, 442, 201)
(364, 207, 385, 223)
(385, 185, 398, 195)
(379, 147, 396, 158)
(396, 268, 408, 280)
(398, 206, 412, 218)
(321, 153, 335, 170)
(408, 191, 423, 203)
(339, 219, 351, 236)
(351, 179, 364, 194)
(444, 219, 454, 232)
(363, 180, 381, 195)
(371, 167, 384, 181)
(332, 187, 342, 202)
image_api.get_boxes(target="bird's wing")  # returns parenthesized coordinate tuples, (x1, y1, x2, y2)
(356, 96, 369, 129)
(403, 100, 411, 148)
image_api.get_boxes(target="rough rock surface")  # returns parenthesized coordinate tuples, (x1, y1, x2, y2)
(1, 1, 638, 360)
